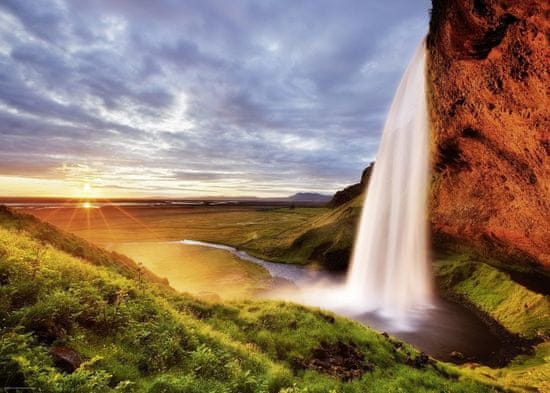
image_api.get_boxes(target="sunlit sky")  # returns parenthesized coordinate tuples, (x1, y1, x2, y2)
(0, 0, 430, 198)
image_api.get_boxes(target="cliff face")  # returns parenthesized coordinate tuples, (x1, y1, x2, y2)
(427, 0, 550, 271)
(328, 163, 373, 208)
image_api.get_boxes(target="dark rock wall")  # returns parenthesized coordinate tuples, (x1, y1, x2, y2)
(328, 163, 373, 208)
(427, 0, 549, 270)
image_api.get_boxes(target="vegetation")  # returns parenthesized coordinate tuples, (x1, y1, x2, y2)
(434, 253, 550, 393)
(111, 242, 272, 299)
(24, 200, 360, 271)
(459, 343, 550, 393)
(23, 205, 325, 250)
(0, 206, 165, 285)
(435, 253, 549, 340)
(271, 195, 362, 270)
(0, 207, 498, 392)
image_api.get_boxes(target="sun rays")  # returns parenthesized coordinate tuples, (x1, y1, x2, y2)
(30, 197, 163, 243)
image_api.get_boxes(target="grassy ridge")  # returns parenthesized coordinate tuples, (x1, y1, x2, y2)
(435, 254, 549, 340)
(435, 254, 550, 392)
(266, 196, 363, 270)
(0, 207, 496, 392)
(0, 206, 166, 285)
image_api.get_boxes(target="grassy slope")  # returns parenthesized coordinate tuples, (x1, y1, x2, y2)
(436, 253, 549, 340)
(435, 253, 550, 392)
(0, 206, 166, 285)
(460, 343, 550, 393)
(250, 196, 363, 270)
(0, 207, 495, 393)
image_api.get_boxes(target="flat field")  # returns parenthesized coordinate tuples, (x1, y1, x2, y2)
(20, 205, 326, 298)
(23, 205, 324, 250)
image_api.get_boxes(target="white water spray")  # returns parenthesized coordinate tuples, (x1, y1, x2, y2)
(344, 38, 433, 318)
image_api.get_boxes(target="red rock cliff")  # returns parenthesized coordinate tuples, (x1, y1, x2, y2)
(427, 0, 550, 271)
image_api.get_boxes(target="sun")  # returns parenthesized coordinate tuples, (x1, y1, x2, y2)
(72, 181, 101, 199)
(82, 201, 92, 209)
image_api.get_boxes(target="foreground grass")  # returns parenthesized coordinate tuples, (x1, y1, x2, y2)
(0, 207, 496, 392)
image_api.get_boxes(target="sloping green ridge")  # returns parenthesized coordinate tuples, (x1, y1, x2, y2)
(436, 255, 550, 340)
(0, 207, 494, 393)
(256, 196, 363, 270)
(434, 256, 550, 392)
(0, 206, 166, 285)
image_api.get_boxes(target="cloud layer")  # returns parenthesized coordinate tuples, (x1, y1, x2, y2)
(0, 0, 430, 197)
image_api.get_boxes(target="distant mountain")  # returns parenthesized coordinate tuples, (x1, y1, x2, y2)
(286, 192, 332, 202)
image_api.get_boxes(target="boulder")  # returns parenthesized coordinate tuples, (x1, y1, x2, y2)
(50, 346, 84, 373)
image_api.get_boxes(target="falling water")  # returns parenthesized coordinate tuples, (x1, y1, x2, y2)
(345, 38, 433, 320)
(269, 38, 434, 329)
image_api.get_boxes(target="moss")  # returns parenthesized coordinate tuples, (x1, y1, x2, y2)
(436, 256, 549, 339)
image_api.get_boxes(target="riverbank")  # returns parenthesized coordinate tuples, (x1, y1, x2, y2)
(13, 204, 550, 391)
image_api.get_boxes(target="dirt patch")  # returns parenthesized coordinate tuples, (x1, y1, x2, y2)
(50, 346, 85, 373)
(302, 341, 371, 381)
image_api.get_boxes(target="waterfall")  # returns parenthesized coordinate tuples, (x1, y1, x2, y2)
(273, 38, 434, 329)
(345, 38, 433, 319)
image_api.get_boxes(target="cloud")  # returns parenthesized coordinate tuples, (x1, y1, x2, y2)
(0, 0, 431, 197)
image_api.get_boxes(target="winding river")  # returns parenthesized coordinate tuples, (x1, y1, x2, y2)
(181, 239, 508, 365)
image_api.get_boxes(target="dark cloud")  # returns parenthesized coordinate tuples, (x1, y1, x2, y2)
(0, 0, 430, 196)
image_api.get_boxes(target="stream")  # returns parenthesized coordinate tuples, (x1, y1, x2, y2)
(181, 239, 508, 365)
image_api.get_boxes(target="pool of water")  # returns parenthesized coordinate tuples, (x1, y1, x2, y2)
(352, 299, 503, 364)
(182, 239, 512, 365)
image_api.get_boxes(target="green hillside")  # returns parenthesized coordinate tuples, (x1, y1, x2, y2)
(0, 207, 496, 393)
(270, 195, 363, 271)
(234, 196, 363, 271)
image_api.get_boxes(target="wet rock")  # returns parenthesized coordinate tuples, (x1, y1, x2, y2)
(450, 351, 465, 361)
(50, 346, 84, 373)
(407, 352, 432, 369)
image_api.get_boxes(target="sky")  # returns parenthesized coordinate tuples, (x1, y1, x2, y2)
(0, 0, 430, 198)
